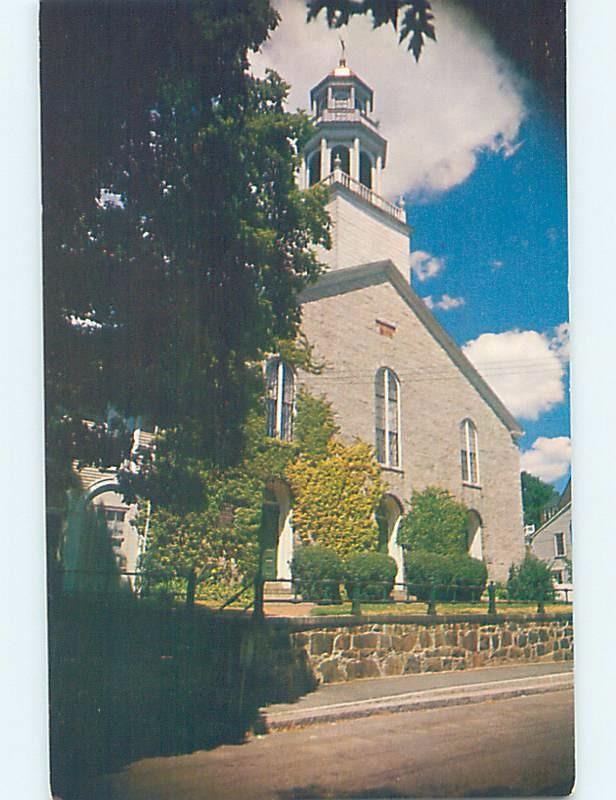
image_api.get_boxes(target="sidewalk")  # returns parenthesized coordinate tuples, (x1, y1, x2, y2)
(261, 661, 573, 731)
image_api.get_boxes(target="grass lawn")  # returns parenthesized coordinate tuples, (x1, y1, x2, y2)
(309, 601, 571, 617)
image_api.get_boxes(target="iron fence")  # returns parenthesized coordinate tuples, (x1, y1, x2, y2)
(54, 568, 573, 618)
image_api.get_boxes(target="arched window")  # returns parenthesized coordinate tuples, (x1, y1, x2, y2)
(308, 151, 321, 186)
(330, 144, 350, 175)
(460, 419, 479, 484)
(359, 151, 372, 188)
(375, 367, 401, 468)
(265, 358, 294, 441)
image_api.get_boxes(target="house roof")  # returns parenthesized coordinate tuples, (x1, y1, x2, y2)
(530, 498, 572, 541)
(559, 478, 571, 509)
(299, 259, 524, 438)
(73, 462, 118, 492)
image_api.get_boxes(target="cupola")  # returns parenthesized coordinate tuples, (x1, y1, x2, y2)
(300, 56, 388, 195)
(301, 57, 411, 281)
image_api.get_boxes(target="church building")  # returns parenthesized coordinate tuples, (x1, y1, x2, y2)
(66, 59, 526, 593)
(264, 59, 526, 585)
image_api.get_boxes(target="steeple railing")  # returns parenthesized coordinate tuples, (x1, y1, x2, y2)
(316, 107, 380, 132)
(322, 169, 406, 224)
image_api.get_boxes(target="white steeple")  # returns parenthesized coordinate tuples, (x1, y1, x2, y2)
(301, 59, 412, 281)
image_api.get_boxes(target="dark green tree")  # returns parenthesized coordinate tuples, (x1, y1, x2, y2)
(127, 392, 338, 599)
(307, 0, 436, 60)
(42, 2, 330, 504)
(521, 471, 559, 530)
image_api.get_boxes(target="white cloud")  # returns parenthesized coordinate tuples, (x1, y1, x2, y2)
(550, 321, 570, 363)
(251, 0, 526, 198)
(462, 327, 568, 420)
(410, 250, 446, 281)
(490, 259, 504, 270)
(423, 293, 465, 311)
(521, 437, 571, 484)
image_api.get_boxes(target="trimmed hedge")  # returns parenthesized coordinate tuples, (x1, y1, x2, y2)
(344, 551, 398, 602)
(507, 554, 555, 602)
(291, 545, 343, 604)
(404, 551, 488, 602)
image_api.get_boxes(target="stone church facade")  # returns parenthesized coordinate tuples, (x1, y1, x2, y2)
(67, 59, 525, 591)
(265, 60, 525, 585)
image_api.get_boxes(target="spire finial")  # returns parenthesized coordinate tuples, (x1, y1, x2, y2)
(339, 36, 346, 67)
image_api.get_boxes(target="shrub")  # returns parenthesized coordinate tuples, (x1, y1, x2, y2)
(397, 487, 469, 556)
(507, 554, 555, 602)
(286, 439, 385, 557)
(291, 545, 343, 604)
(344, 552, 398, 602)
(404, 551, 488, 602)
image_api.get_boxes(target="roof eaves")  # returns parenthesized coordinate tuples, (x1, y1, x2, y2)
(300, 260, 524, 437)
(530, 501, 572, 540)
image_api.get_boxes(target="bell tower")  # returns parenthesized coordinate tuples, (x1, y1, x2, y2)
(300, 58, 411, 281)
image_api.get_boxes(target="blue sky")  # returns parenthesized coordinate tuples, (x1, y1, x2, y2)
(407, 108, 570, 490)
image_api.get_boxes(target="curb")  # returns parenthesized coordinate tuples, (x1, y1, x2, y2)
(263, 672, 573, 731)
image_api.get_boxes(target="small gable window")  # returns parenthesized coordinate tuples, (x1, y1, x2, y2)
(266, 358, 294, 441)
(460, 419, 480, 485)
(375, 367, 401, 468)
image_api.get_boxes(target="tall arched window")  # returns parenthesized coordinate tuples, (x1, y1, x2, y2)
(266, 358, 294, 441)
(330, 144, 350, 175)
(460, 419, 479, 484)
(375, 367, 401, 468)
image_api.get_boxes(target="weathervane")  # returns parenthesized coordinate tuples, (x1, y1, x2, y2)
(339, 36, 346, 66)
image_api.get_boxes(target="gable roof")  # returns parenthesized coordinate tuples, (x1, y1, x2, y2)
(559, 478, 571, 509)
(299, 259, 524, 438)
(530, 498, 572, 542)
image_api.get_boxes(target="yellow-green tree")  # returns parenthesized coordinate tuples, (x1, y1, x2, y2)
(286, 439, 385, 558)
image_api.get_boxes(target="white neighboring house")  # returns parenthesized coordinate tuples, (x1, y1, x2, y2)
(528, 480, 572, 601)
(63, 429, 154, 592)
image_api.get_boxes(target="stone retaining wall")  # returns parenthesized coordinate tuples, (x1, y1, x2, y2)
(290, 618, 573, 684)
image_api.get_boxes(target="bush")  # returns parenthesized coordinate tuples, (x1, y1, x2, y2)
(404, 551, 488, 602)
(397, 487, 469, 556)
(291, 545, 343, 603)
(507, 554, 555, 602)
(344, 552, 398, 602)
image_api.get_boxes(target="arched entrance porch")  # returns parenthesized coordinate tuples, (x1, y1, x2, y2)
(261, 481, 293, 582)
(376, 494, 404, 584)
(467, 509, 483, 561)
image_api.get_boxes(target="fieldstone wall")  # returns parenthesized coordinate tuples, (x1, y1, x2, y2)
(290, 618, 573, 684)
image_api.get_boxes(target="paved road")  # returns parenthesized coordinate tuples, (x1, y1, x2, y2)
(88, 689, 574, 799)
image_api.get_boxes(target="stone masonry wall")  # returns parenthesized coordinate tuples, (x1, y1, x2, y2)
(290, 618, 573, 684)
(300, 279, 526, 582)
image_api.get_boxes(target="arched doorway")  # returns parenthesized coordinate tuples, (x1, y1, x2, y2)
(64, 479, 139, 593)
(376, 495, 404, 584)
(261, 481, 293, 582)
(467, 510, 483, 561)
